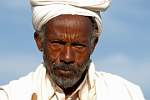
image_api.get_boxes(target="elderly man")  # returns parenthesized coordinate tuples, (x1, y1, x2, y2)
(0, 0, 145, 100)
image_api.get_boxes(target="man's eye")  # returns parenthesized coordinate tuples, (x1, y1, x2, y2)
(72, 43, 86, 49)
(48, 41, 64, 49)
(75, 45, 84, 48)
(50, 42, 61, 46)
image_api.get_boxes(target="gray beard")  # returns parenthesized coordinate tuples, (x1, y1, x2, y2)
(46, 60, 91, 90)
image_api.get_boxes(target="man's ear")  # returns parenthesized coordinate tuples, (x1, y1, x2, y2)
(34, 32, 43, 52)
(90, 37, 98, 54)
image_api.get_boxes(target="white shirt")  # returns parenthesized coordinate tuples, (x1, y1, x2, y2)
(0, 63, 145, 100)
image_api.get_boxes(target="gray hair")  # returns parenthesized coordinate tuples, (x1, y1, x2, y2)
(37, 25, 46, 42)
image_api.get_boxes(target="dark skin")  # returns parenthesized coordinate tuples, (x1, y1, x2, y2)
(34, 14, 98, 97)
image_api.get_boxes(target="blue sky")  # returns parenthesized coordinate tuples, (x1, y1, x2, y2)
(0, 0, 150, 99)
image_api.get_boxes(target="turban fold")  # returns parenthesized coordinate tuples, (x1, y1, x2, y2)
(30, 0, 111, 36)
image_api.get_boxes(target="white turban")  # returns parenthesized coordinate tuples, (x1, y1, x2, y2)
(30, 0, 111, 36)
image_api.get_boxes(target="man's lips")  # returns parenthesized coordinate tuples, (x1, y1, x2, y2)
(58, 69, 72, 73)
(54, 68, 74, 77)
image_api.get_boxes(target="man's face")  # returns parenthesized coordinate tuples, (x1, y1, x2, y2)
(37, 15, 96, 89)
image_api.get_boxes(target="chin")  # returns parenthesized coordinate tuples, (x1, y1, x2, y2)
(52, 73, 80, 89)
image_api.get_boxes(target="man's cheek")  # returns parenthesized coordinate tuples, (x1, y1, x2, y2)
(44, 50, 58, 61)
(76, 56, 90, 67)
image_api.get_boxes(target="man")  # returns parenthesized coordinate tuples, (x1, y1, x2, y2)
(0, 0, 145, 100)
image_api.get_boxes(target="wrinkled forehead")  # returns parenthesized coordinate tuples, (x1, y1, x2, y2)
(47, 14, 93, 26)
(45, 14, 94, 32)
(44, 14, 94, 38)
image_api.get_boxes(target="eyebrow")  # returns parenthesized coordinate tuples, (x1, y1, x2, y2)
(49, 39, 87, 46)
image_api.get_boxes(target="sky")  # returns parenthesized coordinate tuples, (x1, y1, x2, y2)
(0, 0, 150, 99)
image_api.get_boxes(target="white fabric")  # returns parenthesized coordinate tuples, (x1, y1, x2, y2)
(0, 88, 8, 100)
(30, 0, 111, 36)
(0, 62, 145, 100)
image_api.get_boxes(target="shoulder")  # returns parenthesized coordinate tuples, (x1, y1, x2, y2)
(95, 71, 134, 85)
(0, 64, 45, 100)
(95, 71, 145, 100)
(95, 71, 140, 89)
(0, 72, 35, 100)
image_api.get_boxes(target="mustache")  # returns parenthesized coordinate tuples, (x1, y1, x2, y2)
(52, 63, 77, 71)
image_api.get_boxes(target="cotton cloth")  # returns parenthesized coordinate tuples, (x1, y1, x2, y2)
(30, 0, 111, 36)
(0, 62, 145, 100)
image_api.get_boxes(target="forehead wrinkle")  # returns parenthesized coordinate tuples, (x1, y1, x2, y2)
(63, 33, 80, 41)
(50, 15, 92, 33)
(45, 15, 93, 42)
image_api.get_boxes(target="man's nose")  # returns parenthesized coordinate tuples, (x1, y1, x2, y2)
(60, 45, 75, 64)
